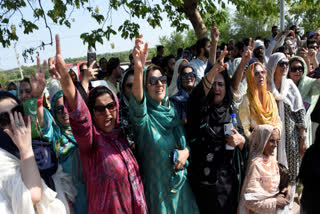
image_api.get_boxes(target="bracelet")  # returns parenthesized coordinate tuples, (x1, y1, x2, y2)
(299, 135, 306, 140)
(37, 96, 44, 108)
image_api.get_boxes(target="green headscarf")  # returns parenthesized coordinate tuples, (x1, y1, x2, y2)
(143, 67, 189, 193)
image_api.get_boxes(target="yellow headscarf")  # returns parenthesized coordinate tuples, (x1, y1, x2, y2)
(246, 62, 279, 126)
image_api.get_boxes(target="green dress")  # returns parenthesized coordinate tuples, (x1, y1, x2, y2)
(129, 92, 199, 214)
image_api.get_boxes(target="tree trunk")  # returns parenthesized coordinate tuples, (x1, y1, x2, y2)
(182, 0, 208, 39)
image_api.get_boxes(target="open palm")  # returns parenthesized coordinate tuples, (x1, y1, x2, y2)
(31, 56, 46, 97)
(133, 35, 148, 70)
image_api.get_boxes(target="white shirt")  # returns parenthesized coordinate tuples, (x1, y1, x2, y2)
(190, 58, 208, 85)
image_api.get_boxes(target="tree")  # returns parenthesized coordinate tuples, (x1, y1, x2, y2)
(1, 0, 287, 56)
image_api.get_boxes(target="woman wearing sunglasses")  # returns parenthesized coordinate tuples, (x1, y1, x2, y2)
(266, 52, 306, 210)
(49, 35, 147, 214)
(287, 56, 320, 148)
(239, 62, 282, 138)
(0, 91, 69, 213)
(129, 35, 199, 213)
(170, 64, 196, 125)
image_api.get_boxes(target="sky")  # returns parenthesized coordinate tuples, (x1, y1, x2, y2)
(0, 0, 234, 70)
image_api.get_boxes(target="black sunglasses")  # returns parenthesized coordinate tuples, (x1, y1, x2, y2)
(290, 66, 304, 73)
(181, 72, 196, 79)
(93, 102, 117, 113)
(278, 60, 289, 67)
(0, 105, 24, 127)
(20, 88, 32, 94)
(149, 76, 167, 86)
(54, 105, 66, 115)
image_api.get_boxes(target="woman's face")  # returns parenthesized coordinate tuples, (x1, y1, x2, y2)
(274, 58, 289, 82)
(253, 64, 266, 88)
(0, 98, 18, 131)
(212, 72, 226, 105)
(288, 60, 304, 85)
(93, 93, 117, 133)
(123, 74, 134, 100)
(19, 81, 32, 104)
(263, 129, 280, 157)
(146, 69, 166, 104)
(181, 67, 195, 90)
(69, 71, 78, 82)
(54, 97, 70, 127)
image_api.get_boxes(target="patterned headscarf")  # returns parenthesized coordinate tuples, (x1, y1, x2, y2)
(246, 62, 279, 127)
(50, 90, 77, 160)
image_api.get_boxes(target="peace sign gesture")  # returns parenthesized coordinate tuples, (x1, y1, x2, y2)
(48, 35, 68, 80)
(212, 45, 228, 73)
(133, 35, 148, 71)
(241, 38, 255, 65)
(31, 56, 46, 98)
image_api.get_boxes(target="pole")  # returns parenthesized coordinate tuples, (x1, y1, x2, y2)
(280, 0, 285, 31)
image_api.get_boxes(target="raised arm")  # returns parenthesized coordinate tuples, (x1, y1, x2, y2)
(232, 38, 254, 93)
(203, 46, 228, 96)
(132, 35, 148, 103)
(31, 56, 47, 128)
(208, 23, 219, 65)
(4, 113, 42, 204)
(49, 35, 77, 111)
(81, 60, 98, 93)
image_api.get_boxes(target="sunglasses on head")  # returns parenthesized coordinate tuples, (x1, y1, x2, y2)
(290, 66, 304, 73)
(308, 45, 318, 50)
(148, 76, 167, 86)
(54, 105, 66, 115)
(278, 60, 289, 67)
(254, 70, 266, 77)
(0, 105, 24, 127)
(181, 72, 196, 79)
(93, 101, 117, 113)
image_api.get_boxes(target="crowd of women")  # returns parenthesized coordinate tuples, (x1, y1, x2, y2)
(0, 23, 320, 214)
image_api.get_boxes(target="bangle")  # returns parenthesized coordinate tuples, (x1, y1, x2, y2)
(202, 77, 211, 89)
(37, 96, 44, 108)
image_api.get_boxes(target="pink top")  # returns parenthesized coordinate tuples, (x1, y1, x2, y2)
(66, 89, 147, 214)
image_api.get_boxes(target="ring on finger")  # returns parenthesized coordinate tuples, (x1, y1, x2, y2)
(16, 122, 22, 127)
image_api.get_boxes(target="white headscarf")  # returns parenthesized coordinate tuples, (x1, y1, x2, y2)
(266, 52, 305, 169)
(167, 58, 188, 97)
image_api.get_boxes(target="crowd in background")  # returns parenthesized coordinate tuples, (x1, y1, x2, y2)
(1, 23, 320, 214)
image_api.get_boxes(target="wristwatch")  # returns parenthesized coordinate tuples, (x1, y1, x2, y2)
(299, 135, 306, 140)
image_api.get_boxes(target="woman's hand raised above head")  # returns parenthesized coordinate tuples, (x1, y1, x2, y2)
(31, 56, 46, 98)
(133, 35, 148, 71)
(48, 35, 69, 80)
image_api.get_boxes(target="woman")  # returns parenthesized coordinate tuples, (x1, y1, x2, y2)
(0, 91, 71, 213)
(170, 64, 196, 125)
(167, 58, 188, 97)
(119, 69, 136, 147)
(238, 125, 290, 214)
(187, 49, 247, 213)
(287, 56, 320, 147)
(49, 35, 147, 214)
(266, 52, 307, 208)
(129, 35, 199, 213)
(239, 62, 282, 138)
(298, 126, 320, 214)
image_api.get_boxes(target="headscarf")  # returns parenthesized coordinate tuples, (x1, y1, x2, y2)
(119, 69, 133, 107)
(246, 62, 279, 127)
(167, 58, 188, 97)
(88, 86, 147, 211)
(50, 90, 77, 160)
(238, 125, 280, 214)
(142, 68, 189, 193)
(69, 66, 79, 81)
(266, 52, 305, 169)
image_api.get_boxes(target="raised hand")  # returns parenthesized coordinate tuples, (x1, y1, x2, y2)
(31, 56, 46, 98)
(211, 23, 219, 44)
(241, 38, 255, 65)
(133, 35, 148, 71)
(48, 35, 68, 80)
(212, 45, 228, 73)
(87, 60, 99, 81)
(4, 112, 32, 155)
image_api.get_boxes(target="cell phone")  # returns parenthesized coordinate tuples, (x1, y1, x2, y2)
(224, 123, 234, 136)
(87, 51, 98, 68)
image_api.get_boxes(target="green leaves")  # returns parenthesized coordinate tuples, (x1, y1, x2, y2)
(20, 19, 39, 34)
